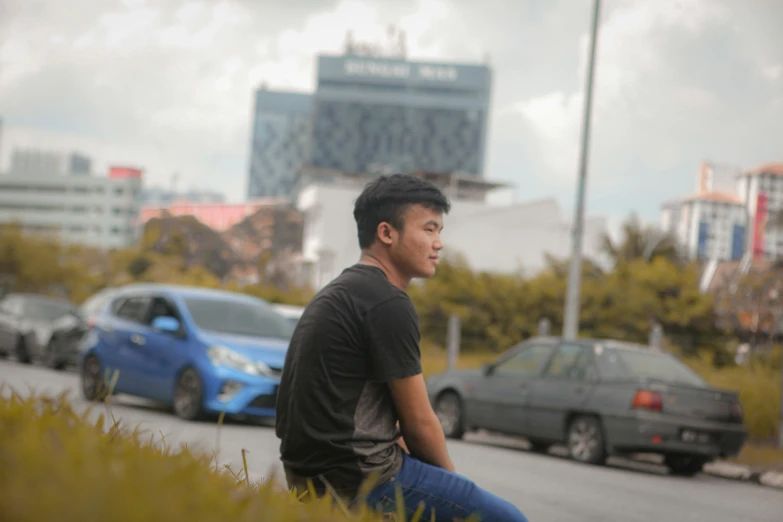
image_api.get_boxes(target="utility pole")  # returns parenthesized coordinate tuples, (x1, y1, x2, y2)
(563, 0, 602, 341)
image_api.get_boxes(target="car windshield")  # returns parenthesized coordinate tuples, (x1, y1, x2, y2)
(599, 346, 708, 387)
(24, 299, 75, 321)
(183, 296, 294, 340)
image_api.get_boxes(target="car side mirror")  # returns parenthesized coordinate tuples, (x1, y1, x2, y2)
(152, 316, 180, 334)
(482, 363, 494, 376)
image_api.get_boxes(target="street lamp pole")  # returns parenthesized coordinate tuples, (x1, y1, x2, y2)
(563, 0, 602, 341)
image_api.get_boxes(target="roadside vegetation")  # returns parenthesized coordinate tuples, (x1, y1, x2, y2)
(0, 388, 453, 522)
(1, 214, 782, 465)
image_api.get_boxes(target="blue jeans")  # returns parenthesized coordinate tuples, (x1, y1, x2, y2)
(364, 453, 529, 521)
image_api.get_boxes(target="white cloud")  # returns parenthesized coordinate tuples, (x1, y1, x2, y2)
(0, 0, 780, 222)
(762, 64, 782, 81)
(508, 0, 732, 186)
(0, 0, 456, 201)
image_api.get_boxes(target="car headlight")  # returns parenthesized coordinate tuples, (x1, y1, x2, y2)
(207, 345, 275, 377)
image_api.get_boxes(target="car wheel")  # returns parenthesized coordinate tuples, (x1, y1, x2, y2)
(567, 415, 607, 465)
(665, 455, 707, 477)
(81, 354, 108, 402)
(434, 391, 465, 439)
(173, 367, 204, 421)
(15, 335, 31, 364)
(45, 337, 66, 370)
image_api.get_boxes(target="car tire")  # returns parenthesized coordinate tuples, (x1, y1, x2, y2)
(15, 335, 31, 364)
(567, 415, 607, 465)
(665, 455, 707, 477)
(434, 391, 465, 439)
(81, 354, 108, 402)
(173, 367, 205, 421)
(45, 337, 66, 370)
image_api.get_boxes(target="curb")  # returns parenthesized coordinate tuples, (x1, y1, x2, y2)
(703, 462, 783, 489)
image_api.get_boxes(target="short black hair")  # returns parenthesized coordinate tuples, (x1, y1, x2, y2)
(353, 174, 451, 249)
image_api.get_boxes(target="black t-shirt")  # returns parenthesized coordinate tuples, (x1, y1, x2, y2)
(275, 263, 422, 498)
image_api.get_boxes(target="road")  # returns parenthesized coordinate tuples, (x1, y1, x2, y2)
(1, 360, 781, 522)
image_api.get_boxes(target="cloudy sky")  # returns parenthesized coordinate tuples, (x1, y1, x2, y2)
(0, 0, 780, 224)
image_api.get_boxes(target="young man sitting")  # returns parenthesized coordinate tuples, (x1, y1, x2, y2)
(275, 173, 529, 521)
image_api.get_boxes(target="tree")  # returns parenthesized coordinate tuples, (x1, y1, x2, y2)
(715, 261, 783, 351)
(407, 252, 719, 355)
(600, 214, 683, 267)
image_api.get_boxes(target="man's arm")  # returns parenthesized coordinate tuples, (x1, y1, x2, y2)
(388, 374, 455, 472)
(364, 296, 454, 472)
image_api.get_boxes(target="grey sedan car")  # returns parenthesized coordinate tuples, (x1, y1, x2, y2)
(426, 336, 748, 477)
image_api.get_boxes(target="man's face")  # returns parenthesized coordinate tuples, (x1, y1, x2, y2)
(388, 204, 444, 279)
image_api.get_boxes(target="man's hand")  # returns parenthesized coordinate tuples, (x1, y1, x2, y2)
(396, 426, 411, 454)
(388, 373, 455, 472)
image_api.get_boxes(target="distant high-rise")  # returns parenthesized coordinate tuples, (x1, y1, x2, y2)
(246, 88, 312, 199)
(245, 32, 493, 199)
(310, 52, 492, 177)
(68, 153, 92, 176)
(10, 148, 65, 176)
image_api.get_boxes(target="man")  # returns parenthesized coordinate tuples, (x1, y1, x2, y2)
(275, 174, 528, 521)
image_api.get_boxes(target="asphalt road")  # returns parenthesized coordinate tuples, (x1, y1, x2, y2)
(1, 359, 781, 522)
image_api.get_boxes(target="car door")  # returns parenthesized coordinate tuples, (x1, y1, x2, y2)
(466, 342, 556, 436)
(133, 295, 190, 403)
(105, 294, 152, 396)
(526, 342, 600, 442)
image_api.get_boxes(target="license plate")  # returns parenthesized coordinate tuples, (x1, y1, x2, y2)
(681, 430, 712, 444)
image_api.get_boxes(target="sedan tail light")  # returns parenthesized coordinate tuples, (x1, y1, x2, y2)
(631, 390, 663, 412)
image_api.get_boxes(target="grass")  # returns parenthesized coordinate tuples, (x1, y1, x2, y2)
(730, 444, 783, 471)
(420, 343, 493, 378)
(0, 385, 480, 522)
(421, 342, 783, 469)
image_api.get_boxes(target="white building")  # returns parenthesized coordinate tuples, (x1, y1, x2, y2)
(737, 162, 783, 260)
(661, 161, 783, 263)
(660, 192, 747, 261)
(0, 165, 144, 249)
(295, 170, 610, 290)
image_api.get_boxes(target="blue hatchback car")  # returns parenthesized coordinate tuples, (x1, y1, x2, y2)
(77, 283, 295, 421)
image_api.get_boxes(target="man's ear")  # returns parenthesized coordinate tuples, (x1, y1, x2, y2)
(376, 221, 395, 246)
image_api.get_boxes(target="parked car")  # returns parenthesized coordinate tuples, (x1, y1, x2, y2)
(426, 336, 748, 477)
(0, 292, 85, 369)
(45, 287, 121, 369)
(77, 283, 294, 421)
(271, 303, 305, 329)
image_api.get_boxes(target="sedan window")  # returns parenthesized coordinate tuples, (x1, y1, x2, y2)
(493, 344, 553, 378)
(544, 343, 597, 380)
(598, 347, 708, 387)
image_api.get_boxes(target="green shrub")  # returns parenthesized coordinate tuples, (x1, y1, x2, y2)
(0, 389, 454, 522)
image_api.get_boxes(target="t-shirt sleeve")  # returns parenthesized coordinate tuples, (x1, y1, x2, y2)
(363, 295, 423, 382)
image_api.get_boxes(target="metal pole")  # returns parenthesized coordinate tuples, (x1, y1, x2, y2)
(446, 314, 461, 371)
(563, 0, 602, 341)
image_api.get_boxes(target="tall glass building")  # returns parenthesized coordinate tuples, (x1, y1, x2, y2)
(311, 55, 492, 177)
(246, 88, 312, 199)
(246, 53, 493, 199)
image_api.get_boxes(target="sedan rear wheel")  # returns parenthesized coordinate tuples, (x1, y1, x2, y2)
(567, 415, 607, 465)
(434, 391, 464, 439)
(173, 367, 204, 421)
